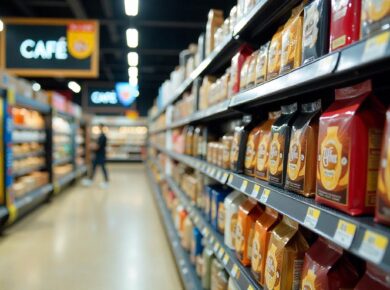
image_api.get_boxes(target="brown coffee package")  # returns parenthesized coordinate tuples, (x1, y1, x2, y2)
(245, 123, 263, 176)
(268, 103, 299, 187)
(256, 42, 270, 84)
(301, 238, 360, 290)
(264, 216, 309, 290)
(267, 27, 284, 80)
(354, 263, 390, 290)
(285, 100, 321, 196)
(185, 126, 194, 155)
(222, 134, 234, 169)
(247, 51, 258, 88)
(240, 56, 251, 91)
(376, 108, 390, 225)
(255, 111, 281, 180)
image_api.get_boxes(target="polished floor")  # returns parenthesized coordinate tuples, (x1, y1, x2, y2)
(0, 164, 182, 290)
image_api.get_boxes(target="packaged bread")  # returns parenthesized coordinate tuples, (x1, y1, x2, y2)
(302, 0, 330, 65)
(361, 0, 390, 38)
(330, 0, 361, 51)
(267, 27, 284, 80)
(245, 123, 263, 176)
(247, 50, 258, 88)
(264, 216, 309, 290)
(222, 134, 234, 169)
(354, 263, 390, 290)
(251, 207, 280, 286)
(280, 3, 304, 74)
(235, 199, 263, 266)
(256, 42, 270, 84)
(224, 191, 246, 249)
(316, 80, 385, 216)
(285, 100, 321, 197)
(301, 238, 360, 290)
(255, 111, 281, 180)
(268, 103, 299, 187)
(376, 108, 390, 225)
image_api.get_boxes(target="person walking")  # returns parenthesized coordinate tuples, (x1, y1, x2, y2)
(83, 124, 109, 188)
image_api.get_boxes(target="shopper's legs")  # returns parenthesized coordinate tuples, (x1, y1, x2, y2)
(90, 158, 98, 180)
(101, 162, 109, 182)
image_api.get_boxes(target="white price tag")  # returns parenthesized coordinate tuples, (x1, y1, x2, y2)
(259, 188, 271, 203)
(222, 173, 229, 183)
(228, 174, 234, 184)
(247, 286, 255, 290)
(213, 243, 220, 252)
(362, 31, 390, 63)
(231, 264, 240, 278)
(223, 254, 229, 265)
(359, 230, 388, 264)
(240, 180, 248, 192)
(218, 247, 225, 258)
(251, 184, 261, 197)
(333, 220, 357, 248)
(304, 207, 321, 229)
(216, 171, 222, 181)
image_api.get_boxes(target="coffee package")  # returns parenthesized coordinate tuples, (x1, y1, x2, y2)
(245, 123, 263, 176)
(235, 199, 263, 266)
(211, 185, 233, 231)
(251, 207, 281, 286)
(255, 111, 281, 180)
(330, 0, 361, 51)
(301, 238, 360, 290)
(222, 134, 234, 169)
(280, 3, 305, 74)
(316, 80, 385, 215)
(376, 108, 390, 225)
(286, 100, 321, 196)
(191, 227, 204, 265)
(247, 51, 258, 88)
(268, 103, 299, 187)
(302, 0, 330, 65)
(205, 10, 224, 56)
(229, 44, 254, 97)
(354, 263, 390, 290)
(185, 126, 195, 155)
(267, 27, 284, 80)
(211, 259, 224, 290)
(264, 216, 309, 290)
(361, 0, 390, 38)
(202, 247, 214, 289)
(256, 42, 270, 84)
(224, 191, 246, 249)
(240, 56, 251, 91)
(228, 277, 240, 290)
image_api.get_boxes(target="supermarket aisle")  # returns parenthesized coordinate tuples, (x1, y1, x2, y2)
(0, 164, 182, 290)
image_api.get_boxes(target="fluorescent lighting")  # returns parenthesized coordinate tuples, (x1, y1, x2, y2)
(135, 91, 140, 97)
(126, 28, 138, 48)
(0, 20, 3, 32)
(128, 67, 138, 78)
(129, 77, 138, 86)
(127, 52, 138, 66)
(68, 81, 81, 93)
(32, 82, 41, 92)
(125, 0, 138, 16)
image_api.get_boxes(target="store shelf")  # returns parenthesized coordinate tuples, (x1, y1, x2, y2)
(53, 157, 73, 166)
(13, 137, 46, 144)
(107, 156, 143, 162)
(15, 94, 51, 113)
(146, 167, 203, 290)
(151, 144, 390, 273)
(13, 164, 45, 178)
(55, 171, 76, 190)
(76, 165, 88, 177)
(14, 124, 45, 131)
(13, 150, 45, 160)
(54, 131, 72, 136)
(166, 176, 262, 290)
(14, 184, 53, 218)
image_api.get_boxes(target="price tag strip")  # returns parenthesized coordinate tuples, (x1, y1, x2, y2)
(223, 253, 229, 265)
(304, 207, 321, 229)
(359, 230, 389, 264)
(251, 184, 260, 198)
(240, 180, 249, 192)
(259, 188, 271, 204)
(333, 219, 357, 249)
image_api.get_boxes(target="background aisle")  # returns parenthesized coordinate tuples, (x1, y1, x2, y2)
(0, 164, 181, 290)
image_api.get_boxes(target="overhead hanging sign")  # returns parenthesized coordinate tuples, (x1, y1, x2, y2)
(0, 18, 99, 78)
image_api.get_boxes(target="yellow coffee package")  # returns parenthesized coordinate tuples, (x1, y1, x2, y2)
(280, 3, 304, 74)
(251, 207, 280, 286)
(267, 27, 283, 80)
(268, 103, 299, 187)
(361, 0, 390, 38)
(264, 216, 309, 290)
(285, 100, 321, 197)
(256, 42, 270, 84)
(255, 111, 281, 180)
(245, 123, 263, 176)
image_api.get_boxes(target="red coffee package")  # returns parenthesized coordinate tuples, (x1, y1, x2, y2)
(316, 80, 385, 215)
(301, 238, 361, 290)
(354, 263, 390, 290)
(229, 44, 253, 97)
(330, 0, 361, 51)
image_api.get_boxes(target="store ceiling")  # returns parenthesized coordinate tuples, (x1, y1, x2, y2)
(0, 0, 234, 115)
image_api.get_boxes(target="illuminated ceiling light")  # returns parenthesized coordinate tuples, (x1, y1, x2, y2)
(127, 52, 138, 66)
(126, 28, 138, 48)
(135, 91, 140, 97)
(128, 67, 138, 78)
(68, 81, 81, 93)
(129, 77, 138, 86)
(125, 0, 138, 16)
(0, 20, 3, 32)
(32, 82, 41, 92)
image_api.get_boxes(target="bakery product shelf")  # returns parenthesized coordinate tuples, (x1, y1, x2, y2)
(150, 144, 390, 273)
(15, 94, 50, 113)
(166, 176, 262, 290)
(14, 184, 53, 219)
(13, 150, 45, 160)
(146, 167, 204, 290)
(13, 164, 46, 178)
(53, 157, 73, 166)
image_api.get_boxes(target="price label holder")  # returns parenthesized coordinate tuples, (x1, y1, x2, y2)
(362, 31, 390, 63)
(240, 180, 248, 192)
(222, 173, 229, 183)
(218, 247, 225, 258)
(304, 207, 321, 229)
(251, 184, 260, 198)
(223, 253, 229, 265)
(333, 219, 357, 248)
(259, 188, 271, 204)
(216, 170, 222, 181)
(213, 242, 220, 253)
(359, 230, 389, 264)
(231, 264, 240, 279)
(228, 174, 234, 185)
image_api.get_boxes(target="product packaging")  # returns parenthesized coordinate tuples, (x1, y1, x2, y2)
(230, 116, 253, 173)
(229, 44, 254, 97)
(245, 122, 264, 176)
(247, 50, 258, 88)
(361, 0, 390, 38)
(205, 184, 218, 221)
(268, 103, 299, 187)
(316, 80, 385, 215)
(211, 185, 233, 232)
(330, 0, 361, 51)
(354, 263, 390, 290)
(191, 227, 204, 264)
(182, 216, 193, 251)
(235, 199, 263, 266)
(255, 111, 281, 181)
(267, 27, 284, 80)
(280, 3, 305, 74)
(240, 56, 251, 91)
(202, 247, 214, 289)
(215, 270, 228, 290)
(264, 216, 309, 290)
(205, 10, 224, 56)
(227, 276, 240, 290)
(224, 191, 247, 249)
(193, 126, 202, 157)
(211, 259, 224, 290)
(301, 238, 360, 290)
(222, 134, 234, 169)
(251, 207, 280, 286)
(185, 126, 195, 156)
(285, 100, 321, 197)
(302, 0, 330, 65)
(255, 42, 270, 84)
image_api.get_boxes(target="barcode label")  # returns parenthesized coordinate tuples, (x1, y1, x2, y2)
(334, 220, 356, 248)
(359, 230, 388, 263)
(251, 184, 260, 197)
(303, 207, 320, 228)
(240, 180, 248, 192)
(260, 188, 271, 203)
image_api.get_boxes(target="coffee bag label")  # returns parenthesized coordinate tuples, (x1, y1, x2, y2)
(256, 132, 271, 179)
(265, 244, 281, 290)
(269, 132, 286, 185)
(287, 129, 305, 188)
